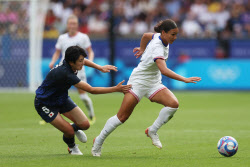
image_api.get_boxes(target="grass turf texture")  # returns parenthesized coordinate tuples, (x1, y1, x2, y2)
(0, 91, 249, 167)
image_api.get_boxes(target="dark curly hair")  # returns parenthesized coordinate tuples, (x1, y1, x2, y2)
(65, 45, 87, 64)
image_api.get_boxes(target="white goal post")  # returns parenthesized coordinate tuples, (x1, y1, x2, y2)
(29, 0, 49, 91)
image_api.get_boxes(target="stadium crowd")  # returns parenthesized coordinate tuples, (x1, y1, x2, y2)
(0, 0, 249, 39)
(43, 0, 250, 39)
(0, 1, 28, 37)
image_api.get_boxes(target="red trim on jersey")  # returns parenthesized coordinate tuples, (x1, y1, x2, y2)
(154, 56, 165, 62)
(128, 90, 140, 103)
(149, 87, 167, 100)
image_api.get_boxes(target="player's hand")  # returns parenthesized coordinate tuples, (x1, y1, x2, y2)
(49, 62, 54, 69)
(115, 80, 132, 93)
(184, 77, 201, 84)
(100, 65, 118, 73)
(133, 47, 144, 58)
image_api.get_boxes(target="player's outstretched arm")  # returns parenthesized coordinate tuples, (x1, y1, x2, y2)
(155, 59, 201, 83)
(84, 59, 117, 73)
(133, 33, 154, 58)
(74, 80, 131, 94)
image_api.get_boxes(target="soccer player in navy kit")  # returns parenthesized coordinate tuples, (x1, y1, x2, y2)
(35, 46, 131, 155)
(49, 15, 96, 125)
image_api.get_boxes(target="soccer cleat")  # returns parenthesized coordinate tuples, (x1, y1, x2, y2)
(91, 138, 102, 157)
(68, 144, 83, 155)
(70, 123, 87, 143)
(89, 116, 96, 125)
(145, 128, 162, 149)
(75, 130, 87, 143)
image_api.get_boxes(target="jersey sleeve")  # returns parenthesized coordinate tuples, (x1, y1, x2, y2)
(55, 35, 62, 50)
(66, 72, 81, 85)
(151, 45, 165, 62)
(82, 34, 91, 49)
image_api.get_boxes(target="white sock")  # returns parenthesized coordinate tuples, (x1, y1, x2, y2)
(79, 93, 94, 118)
(149, 107, 178, 133)
(95, 115, 122, 144)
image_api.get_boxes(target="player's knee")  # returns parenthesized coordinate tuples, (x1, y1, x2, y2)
(77, 121, 90, 130)
(169, 100, 179, 108)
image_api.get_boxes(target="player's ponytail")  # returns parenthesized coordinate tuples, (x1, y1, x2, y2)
(154, 19, 177, 33)
(154, 20, 163, 33)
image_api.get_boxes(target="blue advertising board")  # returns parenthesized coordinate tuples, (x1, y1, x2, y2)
(230, 39, 250, 58)
(41, 39, 218, 87)
(169, 39, 217, 59)
(171, 59, 250, 90)
(2, 38, 250, 89)
(42, 39, 217, 60)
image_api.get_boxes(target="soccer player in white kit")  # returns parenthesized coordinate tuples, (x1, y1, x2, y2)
(49, 15, 96, 124)
(91, 19, 201, 157)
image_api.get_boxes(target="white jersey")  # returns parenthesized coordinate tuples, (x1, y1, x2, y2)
(128, 33, 169, 87)
(55, 32, 91, 64)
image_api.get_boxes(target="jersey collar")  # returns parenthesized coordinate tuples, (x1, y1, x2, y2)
(68, 32, 79, 38)
(159, 36, 168, 47)
(63, 60, 75, 74)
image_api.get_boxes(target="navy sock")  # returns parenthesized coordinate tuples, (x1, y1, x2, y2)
(63, 135, 75, 148)
(71, 123, 81, 131)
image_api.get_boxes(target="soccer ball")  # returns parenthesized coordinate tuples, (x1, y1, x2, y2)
(217, 136, 238, 157)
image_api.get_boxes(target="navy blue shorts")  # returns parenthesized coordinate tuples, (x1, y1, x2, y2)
(34, 96, 77, 123)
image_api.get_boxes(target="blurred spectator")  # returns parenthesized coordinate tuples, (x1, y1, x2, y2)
(164, 0, 181, 18)
(45, 9, 57, 30)
(43, 9, 60, 38)
(240, 1, 250, 37)
(213, 3, 230, 31)
(118, 18, 131, 36)
(181, 12, 203, 38)
(131, 14, 148, 35)
(123, 0, 141, 21)
(87, 12, 108, 34)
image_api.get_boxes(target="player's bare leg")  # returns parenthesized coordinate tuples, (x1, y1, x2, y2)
(63, 106, 89, 143)
(146, 88, 179, 149)
(92, 93, 138, 157)
(50, 113, 83, 155)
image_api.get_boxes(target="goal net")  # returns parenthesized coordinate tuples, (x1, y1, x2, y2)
(0, 0, 49, 92)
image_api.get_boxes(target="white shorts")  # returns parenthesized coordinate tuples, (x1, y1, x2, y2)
(77, 67, 87, 82)
(127, 82, 167, 103)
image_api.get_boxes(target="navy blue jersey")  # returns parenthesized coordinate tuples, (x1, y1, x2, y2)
(35, 60, 81, 106)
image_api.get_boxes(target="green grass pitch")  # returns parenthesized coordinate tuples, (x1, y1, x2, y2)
(0, 91, 249, 167)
